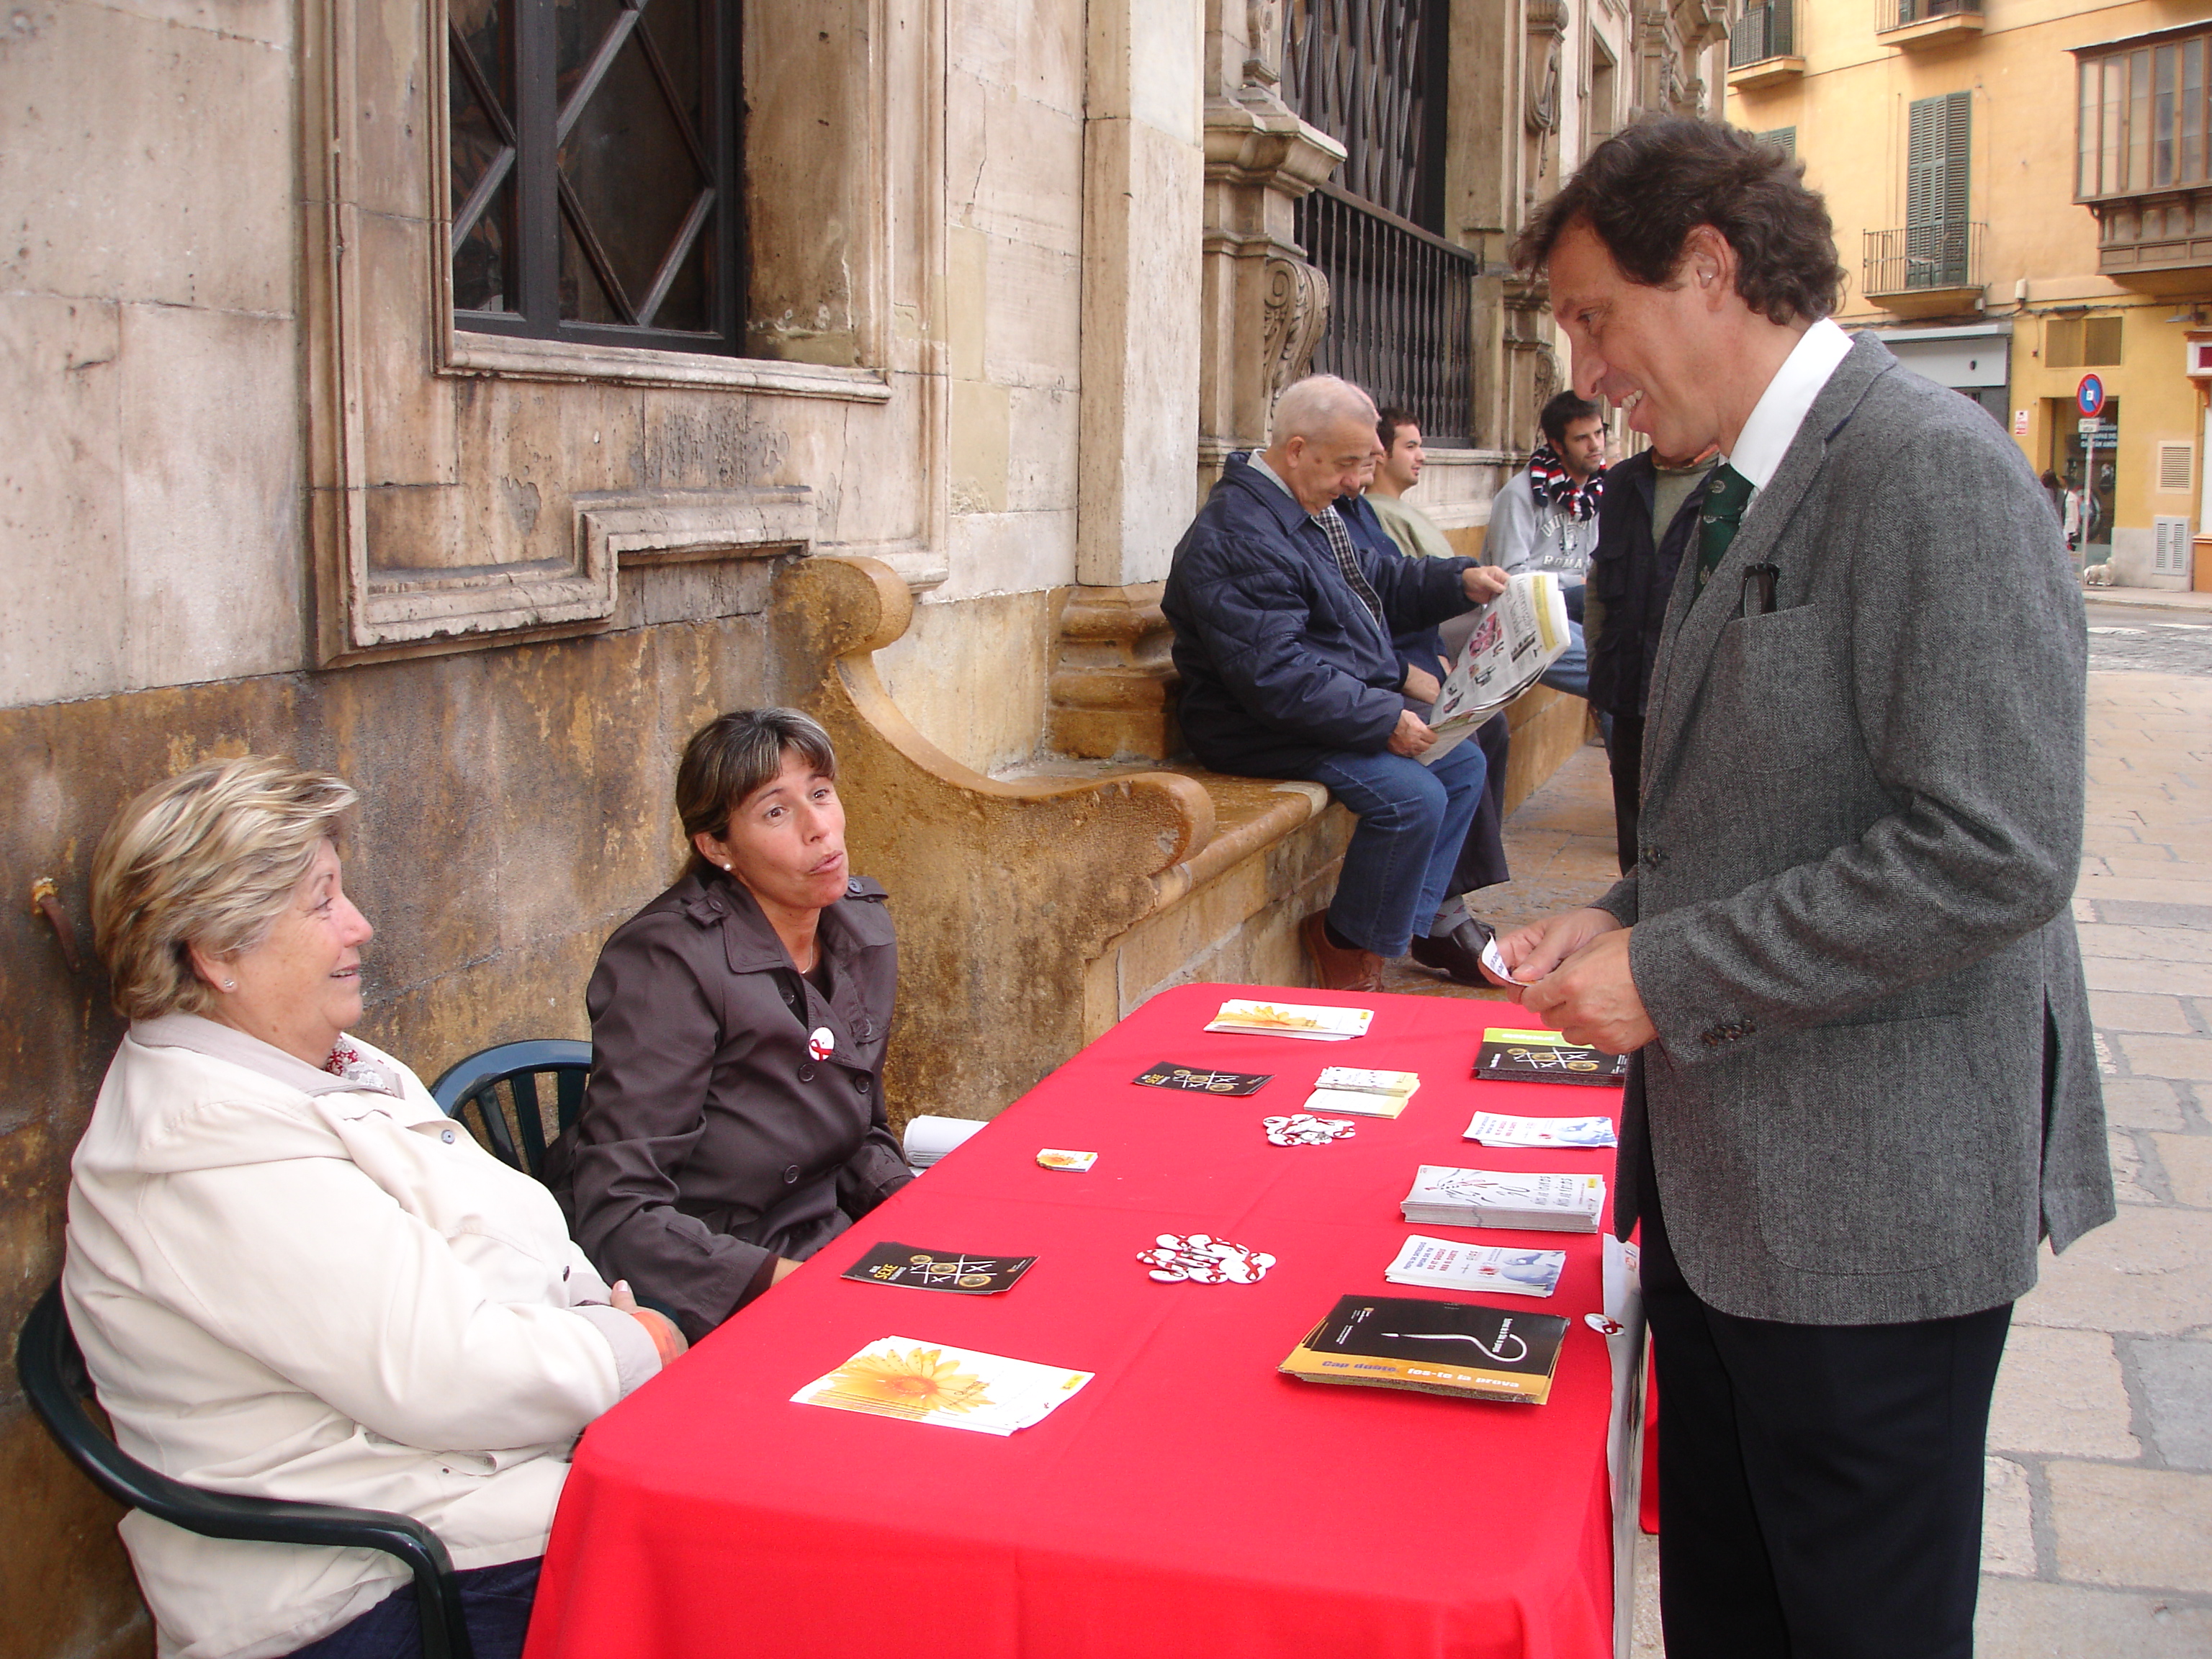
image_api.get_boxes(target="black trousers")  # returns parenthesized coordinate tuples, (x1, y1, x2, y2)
(1607, 712, 1643, 876)
(1449, 711, 1513, 896)
(284, 1558, 540, 1659)
(1640, 1145, 2010, 1659)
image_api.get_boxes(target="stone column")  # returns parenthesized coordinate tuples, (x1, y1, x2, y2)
(1076, 0, 1205, 590)
(1051, 0, 1208, 763)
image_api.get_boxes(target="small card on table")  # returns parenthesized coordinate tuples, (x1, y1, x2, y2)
(1205, 999, 1374, 1041)
(841, 1242, 1037, 1295)
(793, 1337, 1092, 1435)
(1132, 1061, 1273, 1095)
(1463, 1110, 1619, 1149)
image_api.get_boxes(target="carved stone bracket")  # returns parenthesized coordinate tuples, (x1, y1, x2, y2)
(1262, 256, 1331, 404)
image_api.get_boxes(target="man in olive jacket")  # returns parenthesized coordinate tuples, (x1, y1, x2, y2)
(1496, 120, 2112, 1658)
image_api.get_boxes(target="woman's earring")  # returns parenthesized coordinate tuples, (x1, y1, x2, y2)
(222, 979, 236, 990)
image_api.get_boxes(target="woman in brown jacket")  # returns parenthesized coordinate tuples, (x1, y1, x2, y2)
(548, 709, 910, 1341)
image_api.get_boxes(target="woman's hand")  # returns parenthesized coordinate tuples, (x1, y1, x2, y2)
(609, 1280, 688, 1368)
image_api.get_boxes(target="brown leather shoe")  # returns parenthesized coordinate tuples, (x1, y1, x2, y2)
(1301, 910, 1383, 992)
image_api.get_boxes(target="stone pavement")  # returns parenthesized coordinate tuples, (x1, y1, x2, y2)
(1395, 670, 2212, 1654)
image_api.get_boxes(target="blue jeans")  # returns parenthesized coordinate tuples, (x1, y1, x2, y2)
(1539, 581, 1590, 699)
(1295, 739, 1487, 958)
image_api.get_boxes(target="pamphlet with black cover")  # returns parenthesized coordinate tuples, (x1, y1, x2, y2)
(841, 1243, 1036, 1295)
(1279, 1294, 1569, 1404)
(1473, 1028, 1628, 1087)
(1132, 1062, 1272, 1095)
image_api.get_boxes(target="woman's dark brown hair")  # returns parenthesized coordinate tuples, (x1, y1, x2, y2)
(1514, 116, 1847, 327)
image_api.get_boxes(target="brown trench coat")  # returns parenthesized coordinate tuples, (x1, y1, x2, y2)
(545, 864, 909, 1339)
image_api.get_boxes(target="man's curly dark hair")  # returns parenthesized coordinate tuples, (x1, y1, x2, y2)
(1512, 116, 1848, 326)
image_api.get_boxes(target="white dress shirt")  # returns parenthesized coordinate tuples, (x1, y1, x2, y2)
(1726, 316, 1853, 503)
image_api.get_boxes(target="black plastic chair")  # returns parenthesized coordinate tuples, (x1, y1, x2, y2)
(15, 1283, 475, 1659)
(429, 1040, 591, 1179)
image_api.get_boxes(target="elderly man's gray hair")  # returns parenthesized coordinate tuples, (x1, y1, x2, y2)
(1269, 374, 1378, 445)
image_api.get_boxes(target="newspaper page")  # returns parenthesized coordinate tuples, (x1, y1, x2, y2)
(1419, 572, 1571, 765)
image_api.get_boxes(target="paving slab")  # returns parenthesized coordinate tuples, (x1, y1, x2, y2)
(1982, 1456, 2039, 1576)
(2087, 991, 2199, 1035)
(2148, 1132, 2212, 1208)
(2048, 1463, 2212, 1593)
(2129, 1339, 2212, 1471)
(2115, 1033, 2212, 1082)
(2100, 1079, 2189, 1133)
(1989, 1328, 2143, 1460)
(1976, 1578, 2212, 1658)
(2013, 1208, 2212, 1336)
(2082, 957, 2212, 998)
(2110, 1128, 2157, 1205)
(2074, 925, 2212, 966)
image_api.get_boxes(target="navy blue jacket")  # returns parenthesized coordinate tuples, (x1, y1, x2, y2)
(1164, 455, 1479, 773)
(1586, 451, 1706, 719)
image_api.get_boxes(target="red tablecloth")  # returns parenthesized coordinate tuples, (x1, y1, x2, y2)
(526, 984, 1632, 1659)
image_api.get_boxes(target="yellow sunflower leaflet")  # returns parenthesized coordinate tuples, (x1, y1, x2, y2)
(793, 1338, 1094, 1437)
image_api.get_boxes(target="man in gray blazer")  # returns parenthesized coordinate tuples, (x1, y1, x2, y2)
(1494, 119, 2113, 1658)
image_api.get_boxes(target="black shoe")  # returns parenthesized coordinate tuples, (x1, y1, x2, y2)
(1408, 915, 1496, 986)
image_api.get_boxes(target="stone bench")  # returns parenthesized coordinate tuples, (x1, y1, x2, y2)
(774, 554, 1593, 1128)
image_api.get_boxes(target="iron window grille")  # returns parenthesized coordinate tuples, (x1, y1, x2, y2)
(1282, 0, 1474, 444)
(449, 0, 746, 354)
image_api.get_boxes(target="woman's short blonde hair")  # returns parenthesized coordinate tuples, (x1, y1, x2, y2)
(91, 756, 359, 1020)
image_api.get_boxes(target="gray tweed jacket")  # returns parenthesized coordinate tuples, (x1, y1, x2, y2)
(1602, 333, 2114, 1326)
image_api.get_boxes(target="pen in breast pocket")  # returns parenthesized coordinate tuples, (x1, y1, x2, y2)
(1742, 563, 1779, 616)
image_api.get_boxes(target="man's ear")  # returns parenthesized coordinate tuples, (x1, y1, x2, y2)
(1681, 224, 1735, 307)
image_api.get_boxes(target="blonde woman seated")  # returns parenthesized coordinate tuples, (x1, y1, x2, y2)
(64, 757, 685, 1659)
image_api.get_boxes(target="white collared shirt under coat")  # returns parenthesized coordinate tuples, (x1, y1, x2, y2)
(63, 1015, 659, 1659)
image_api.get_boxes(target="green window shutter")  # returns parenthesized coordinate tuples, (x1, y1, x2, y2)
(1906, 91, 1971, 286)
(1942, 90, 1972, 225)
(1907, 93, 1970, 228)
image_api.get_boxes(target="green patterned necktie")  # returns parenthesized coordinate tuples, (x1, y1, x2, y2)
(1692, 464, 1755, 595)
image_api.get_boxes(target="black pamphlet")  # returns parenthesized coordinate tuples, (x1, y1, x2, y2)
(1280, 1294, 1570, 1404)
(841, 1242, 1037, 1295)
(1132, 1061, 1273, 1095)
(1473, 1032, 1627, 1088)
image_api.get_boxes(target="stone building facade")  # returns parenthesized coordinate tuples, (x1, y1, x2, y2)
(0, 1, 1722, 1651)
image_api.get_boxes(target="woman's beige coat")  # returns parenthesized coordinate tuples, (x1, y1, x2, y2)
(63, 1016, 661, 1659)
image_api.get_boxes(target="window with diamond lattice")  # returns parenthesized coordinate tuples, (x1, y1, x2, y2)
(449, 0, 743, 352)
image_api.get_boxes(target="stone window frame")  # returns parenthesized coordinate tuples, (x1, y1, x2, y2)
(302, 0, 904, 663)
(433, 0, 899, 392)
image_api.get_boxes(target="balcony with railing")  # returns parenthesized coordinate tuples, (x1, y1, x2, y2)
(1862, 222, 1987, 316)
(1879, 0, 1984, 50)
(1294, 183, 1476, 445)
(1727, 2, 1802, 91)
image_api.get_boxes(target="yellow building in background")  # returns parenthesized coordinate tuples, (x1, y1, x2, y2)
(1727, 0, 2212, 591)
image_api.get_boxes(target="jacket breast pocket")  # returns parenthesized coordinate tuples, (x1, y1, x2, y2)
(1703, 604, 1855, 778)
(1744, 1014, 2002, 1276)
